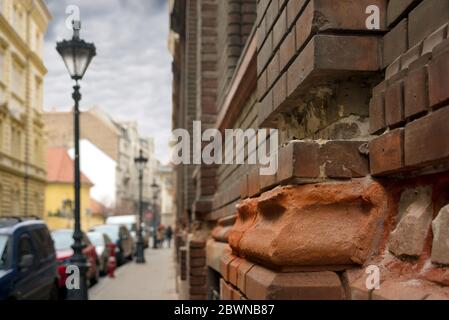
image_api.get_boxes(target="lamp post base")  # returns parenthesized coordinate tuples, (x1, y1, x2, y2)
(136, 241, 146, 264)
(66, 255, 89, 300)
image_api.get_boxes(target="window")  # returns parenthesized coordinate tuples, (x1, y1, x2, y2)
(11, 62, 25, 98)
(18, 234, 33, 263)
(34, 77, 43, 110)
(31, 228, 54, 260)
(11, 126, 22, 159)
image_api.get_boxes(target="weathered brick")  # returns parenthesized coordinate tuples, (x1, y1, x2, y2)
(383, 19, 408, 68)
(267, 51, 280, 88)
(248, 165, 261, 197)
(369, 129, 405, 176)
(321, 141, 370, 178)
(279, 28, 296, 71)
(287, 0, 307, 28)
(422, 23, 448, 55)
(369, 93, 386, 134)
(245, 265, 343, 300)
(405, 106, 449, 168)
(428, 49, 449, 108)
(385, 80, 405, 126)
(220, 279, 233, 300)
(404, 65, 429, 119)
(277, 141, 320, 181)
(272, 72, 287, 110)
(387, 0, 419, 26)
(408, 0, 449, 47)
(273, 7, 287, 49)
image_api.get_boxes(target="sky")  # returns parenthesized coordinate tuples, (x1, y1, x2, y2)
(43, 0, 172, 163)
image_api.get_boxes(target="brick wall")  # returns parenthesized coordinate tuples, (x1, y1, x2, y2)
(171, 0, 449, 300)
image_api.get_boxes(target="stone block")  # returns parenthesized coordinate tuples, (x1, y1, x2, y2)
(389, 187, 433, 257)
(431, 205, 449, 265)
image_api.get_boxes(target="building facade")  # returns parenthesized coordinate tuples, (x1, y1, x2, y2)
(157, 164, 175, 228)
(44, 147, 102, 231)
(44, 108, 158, 215)
(170, 0, 449, 300)
(0, 0, 51, 218)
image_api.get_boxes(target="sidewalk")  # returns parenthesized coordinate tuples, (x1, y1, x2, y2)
(89, 248, 178, 300)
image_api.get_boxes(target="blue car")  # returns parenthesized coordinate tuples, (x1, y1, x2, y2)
(0, 217, 59, 300)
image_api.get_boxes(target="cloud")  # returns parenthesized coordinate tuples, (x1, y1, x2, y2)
(43, 0, 172, 163)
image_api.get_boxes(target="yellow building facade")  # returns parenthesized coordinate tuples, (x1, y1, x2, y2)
(44, 182, 103, 231)
(0, 0, 51, 218)
(44, 147, 104, 231)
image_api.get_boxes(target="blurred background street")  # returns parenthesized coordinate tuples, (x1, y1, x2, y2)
(90, 248, 177, 300)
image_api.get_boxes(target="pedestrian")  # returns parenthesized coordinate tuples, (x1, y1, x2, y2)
(165, 226, 173, 248)
(157, 225, 165, 248)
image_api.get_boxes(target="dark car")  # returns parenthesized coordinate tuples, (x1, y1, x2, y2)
(51, 229, 100, 294)
(87, 231, 115, 275)
(0, 217, 59, 300)
(90, 225, 133, 265)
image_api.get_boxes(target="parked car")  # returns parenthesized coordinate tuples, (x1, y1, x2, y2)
(0, 217, 59, 300)
(87, 231, 115, 275)
(106, 215, 149, 248)
(90, 225, 133, 265)
(51, 229, 100, 295)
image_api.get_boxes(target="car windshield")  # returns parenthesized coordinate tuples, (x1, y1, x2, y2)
(51, 231, 73, 251)
(0, 235, 10, 269)
(92, 226, 119, 242)
(87, 232, 104, 247)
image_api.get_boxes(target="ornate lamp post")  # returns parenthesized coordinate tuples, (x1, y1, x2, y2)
(56, 21, 96, 300)
(151, 179, 160, 249)
(134, 149, 148, 263)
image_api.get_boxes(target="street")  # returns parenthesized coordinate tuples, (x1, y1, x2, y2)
(89, 248, 178, 300)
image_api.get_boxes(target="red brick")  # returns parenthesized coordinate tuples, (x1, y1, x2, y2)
(383, 19, 408, 68)
(220, 252, 237, 281)
(405, 106, 449, 168)
(265, 0, 279, 32)
(267, 51, 280, 88)
(220, 279, 233, 300)
(408, 0, 449, 47)
(428, 49, 449, 108)
(258, 90, 273, 127)
(190, 276, 206, 286)
(287, 0, 307, 28)
(248, 165, 261, 197)
(385, 80, 405, 126)
(369, 93, 386, 134)
(245, 266, 343, 300)
(321, 141, 370, 178)
(190, 257, 206, 267)
(258, 32, 272, 75)
(369, 129, 405, 176)
(240, 172, 249, 199)
(277, 141, 320, 182)
(257, 69, 267, 101)
(279, 28, 296, 71)
(273, 7, 287, 49)
(404, 65, 429, 119)
(228, 258, 243, 287)
(272, 72, 287, 110)
(387, 0, 419, 26)
(237, 259, 255, 293)
(423, 23, 448, 55)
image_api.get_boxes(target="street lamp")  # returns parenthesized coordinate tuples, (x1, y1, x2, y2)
(151, 179, 160, 249)
(56, 21, 96, 300)
(134, 149, 148, 263)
